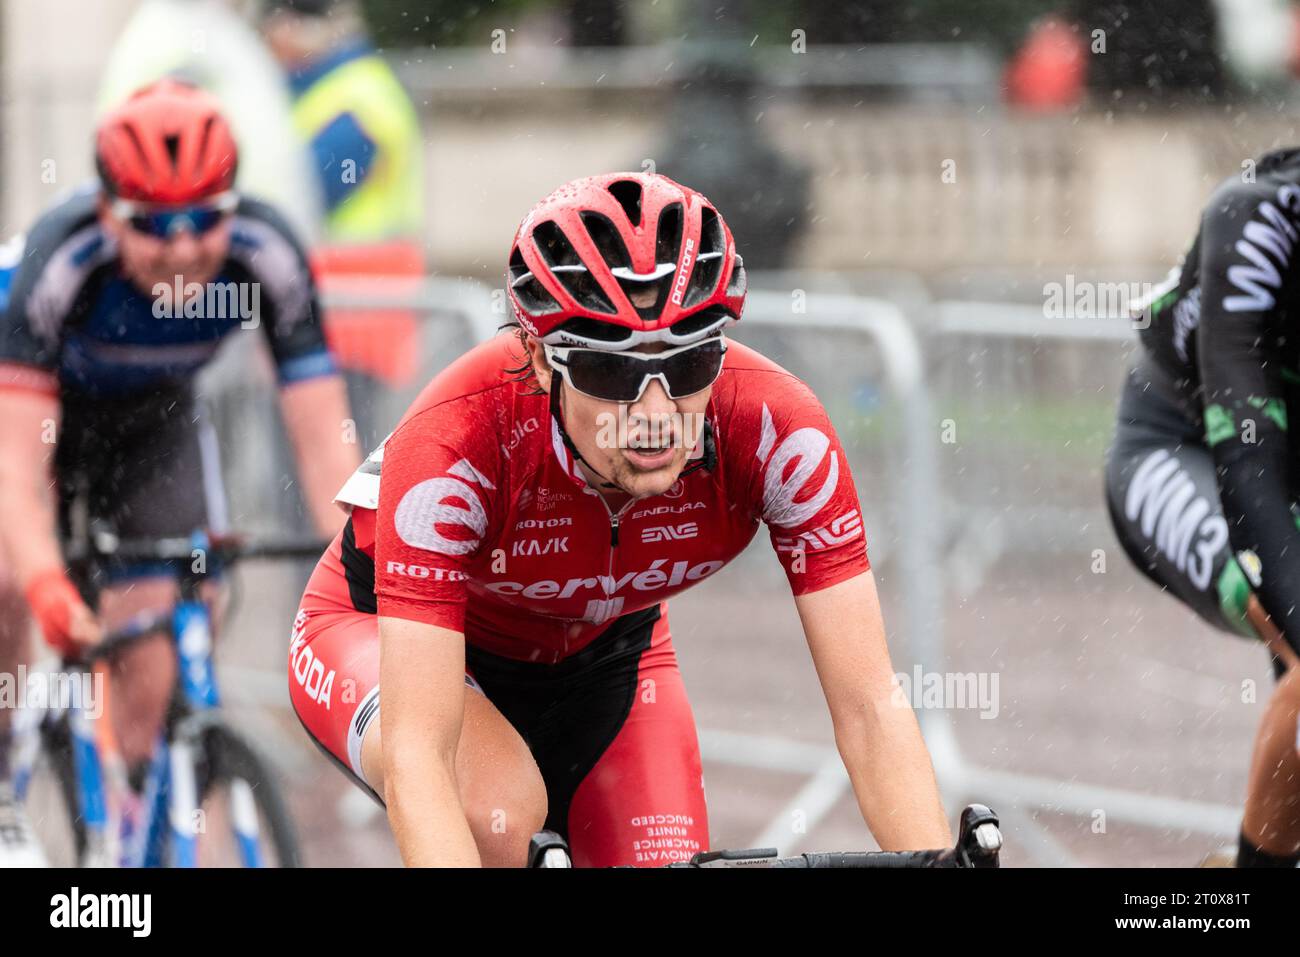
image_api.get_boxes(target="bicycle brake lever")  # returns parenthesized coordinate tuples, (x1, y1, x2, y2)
(527, 829, 572, 868)
(956, 803, 1002, 868)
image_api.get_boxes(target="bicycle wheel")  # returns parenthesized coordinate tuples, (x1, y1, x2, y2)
(41, 715, 300, 867)
(185, 722, 302, 868)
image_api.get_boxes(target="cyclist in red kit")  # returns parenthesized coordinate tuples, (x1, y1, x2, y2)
(289, 172, 950, 867)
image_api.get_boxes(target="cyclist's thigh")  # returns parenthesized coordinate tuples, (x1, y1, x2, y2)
(1105, 377, 1250, 637)
(287, 605, 542, 822)
(565, 612, 709, 867)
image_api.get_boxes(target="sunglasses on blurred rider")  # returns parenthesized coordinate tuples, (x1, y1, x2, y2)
(111, 192, 238, 238)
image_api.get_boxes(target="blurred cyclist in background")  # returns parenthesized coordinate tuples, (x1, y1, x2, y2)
(99, 0, 323, 242)
(289, 171, 951, 867)
(261, 0, 426, 453)
(1106, 147, 1300, 868)
(0, 79, 359, 865)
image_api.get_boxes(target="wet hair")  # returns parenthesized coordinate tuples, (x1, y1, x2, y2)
(500, 320, 545, 396)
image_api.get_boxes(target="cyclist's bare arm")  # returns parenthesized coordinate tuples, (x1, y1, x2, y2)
(0, 387, 99, 648)
(378, 614, 481, 867)
(279, 374, 362, 539)
(0, 389, 63, 583)
(1247, 595, 1300, 671)
(795, 569, 951, 850)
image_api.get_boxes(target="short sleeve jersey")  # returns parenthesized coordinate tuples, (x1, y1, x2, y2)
(317, 333, 871, 662)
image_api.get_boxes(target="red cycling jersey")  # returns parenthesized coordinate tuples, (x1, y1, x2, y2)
(305, 332, 870, 661)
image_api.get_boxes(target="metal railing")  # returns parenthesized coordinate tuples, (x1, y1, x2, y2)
(921, 295, 1245, 863)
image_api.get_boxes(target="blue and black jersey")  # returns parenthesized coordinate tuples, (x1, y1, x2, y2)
(0, 186, 336, 397)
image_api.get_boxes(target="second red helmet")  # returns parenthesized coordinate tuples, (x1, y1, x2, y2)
(95, 78, 239, 205)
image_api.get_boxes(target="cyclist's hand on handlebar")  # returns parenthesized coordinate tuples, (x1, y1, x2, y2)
(24, 569, 102, 655)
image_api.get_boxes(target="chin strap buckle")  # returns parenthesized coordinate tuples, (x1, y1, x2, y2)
(677, 418, 716, 478)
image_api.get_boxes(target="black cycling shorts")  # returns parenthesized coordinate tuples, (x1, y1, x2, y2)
(55, 387, 228, 581)
(464, 604, 661, 837)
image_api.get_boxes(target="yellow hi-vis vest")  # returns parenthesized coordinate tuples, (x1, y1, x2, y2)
(292, 52, 424, 243)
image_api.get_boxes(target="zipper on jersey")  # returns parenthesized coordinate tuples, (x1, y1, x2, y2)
(582, 487, 634, 624)
(602, 496, 634, 548)
(585, 484, 634, 548)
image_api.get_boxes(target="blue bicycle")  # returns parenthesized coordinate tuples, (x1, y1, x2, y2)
(13, 526, 325, 867)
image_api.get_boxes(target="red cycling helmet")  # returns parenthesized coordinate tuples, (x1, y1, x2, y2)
(95, 78, 239, 205)
(507, 172, 746, 348)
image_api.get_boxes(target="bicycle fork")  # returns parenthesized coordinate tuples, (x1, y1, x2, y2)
(163, 596, 267, 867)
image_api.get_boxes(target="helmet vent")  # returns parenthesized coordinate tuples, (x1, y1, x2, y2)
(725, 252, 747, 298)
(581, 212, 631, 270)
(509, 246, 561, 316)
(533, 220, 615, 315)
(194, 117, 217, 173)
(588, 210, 668, 318)
(553, 316, 633, 345)
(681, 206, 726, 309)
(163, 133, 181, 170)
(654, 202, 683, 266)
(607, 179, 643, 227)
(118, 125, 152, 191)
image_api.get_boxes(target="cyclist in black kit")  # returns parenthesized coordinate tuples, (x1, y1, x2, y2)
(1106, 147, 1300, 868)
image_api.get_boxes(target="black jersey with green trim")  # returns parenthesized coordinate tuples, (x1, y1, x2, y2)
(1133, 147, 1300, 636)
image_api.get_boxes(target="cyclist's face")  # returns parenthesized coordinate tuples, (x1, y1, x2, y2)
(528, 337, 713, 500)
(99, 197, 232, 295)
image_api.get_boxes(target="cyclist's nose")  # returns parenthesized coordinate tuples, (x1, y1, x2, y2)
(630, 376, 675, 415)
(164, 228, 201, 260)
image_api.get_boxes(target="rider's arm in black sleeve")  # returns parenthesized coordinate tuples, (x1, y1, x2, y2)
(1197, 180, 1300, 649)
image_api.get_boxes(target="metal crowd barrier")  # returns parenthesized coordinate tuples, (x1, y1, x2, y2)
(200, 276, 1244, 864)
